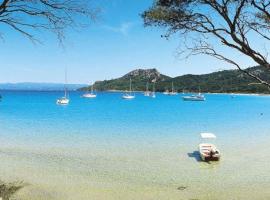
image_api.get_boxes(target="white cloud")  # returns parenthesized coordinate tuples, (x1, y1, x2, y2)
(103, 22, 134, 36)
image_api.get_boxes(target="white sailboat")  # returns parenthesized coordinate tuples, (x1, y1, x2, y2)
(82, 84, 97, 98)
(144, 82, 150, 96)
(122, 78, 135, 99)
(182, 93, 205, 101)
(169, 82, 178, 95)
(163, 89, 169, 95)
(182, 87, 205, 101)
(57, 69, 69, 105)
(150, 82, 156, 98)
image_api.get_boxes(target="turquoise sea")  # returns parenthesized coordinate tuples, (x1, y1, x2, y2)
(0, 91, 270, 200)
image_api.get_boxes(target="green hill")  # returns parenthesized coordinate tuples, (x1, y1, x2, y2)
(80, 66, 270, 94)
(81, 68, 171, 91)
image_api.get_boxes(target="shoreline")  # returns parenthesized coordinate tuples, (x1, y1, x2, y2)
(72, 90, 270, 96)
(1, 89, 269, 96)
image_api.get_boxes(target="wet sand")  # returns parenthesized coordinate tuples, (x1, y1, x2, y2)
(1, 136, 270, 200)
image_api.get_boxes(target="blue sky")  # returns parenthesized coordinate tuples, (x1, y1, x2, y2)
(0, 0, 259, 84)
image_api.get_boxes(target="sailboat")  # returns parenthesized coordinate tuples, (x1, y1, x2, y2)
(122, 78, 135, 99)
(144, 82, 150, 96)
(56, 69, 70, 105)
(150, 82, 156, 98)
(163, 89, 169, 95)
(182, 87, 205, 101)
(82, 84, 97, 98)
(169, 82, 178, 95)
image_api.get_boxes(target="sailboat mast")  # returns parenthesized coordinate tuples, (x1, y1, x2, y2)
(64, 68, 67, 98)
(129, 78, 132, 94)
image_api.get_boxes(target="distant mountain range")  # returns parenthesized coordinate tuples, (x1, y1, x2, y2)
(0, 82, 87, 91)
(80, 66, 270, 94)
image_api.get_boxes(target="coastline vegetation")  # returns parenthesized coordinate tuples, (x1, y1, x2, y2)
(80, 66, 270, 94)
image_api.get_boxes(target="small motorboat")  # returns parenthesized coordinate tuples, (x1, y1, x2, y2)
(199, 133, 220, 161)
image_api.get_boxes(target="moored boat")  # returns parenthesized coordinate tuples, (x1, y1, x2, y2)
(199, 133, 220, 161)
(122, 93, 135, 99)
(122, 78, 135, 100)
(57, 97, 69, 105)
(57, 69, 70, 105)
(182, 93, 205, 101)
(82, 84, 97, 98)
(144, 82, 150, 96)
(169, 82, 178, 95)
(82, 93, 97, 98)
(150, 82, 156, 98)
(163, 90, 169, 95)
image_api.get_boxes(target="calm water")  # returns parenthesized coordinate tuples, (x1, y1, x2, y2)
(0, 91, 270, 200)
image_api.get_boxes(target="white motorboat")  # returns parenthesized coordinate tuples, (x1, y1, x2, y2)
(122, 78, 135, 100)
(57, 69, 70, 105)
(82, 84, 97, 98)
(199, 133, 220, 161)
(182, 93, 205, 101)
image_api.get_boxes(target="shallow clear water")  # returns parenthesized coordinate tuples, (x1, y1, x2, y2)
(0, 91, 270, 199)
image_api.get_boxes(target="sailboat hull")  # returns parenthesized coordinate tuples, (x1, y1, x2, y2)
(57, 98, 69, 105)
(82, 93, 97, 98)
(182, 96, 205, 101)
(144, 92, 150, 96)
(122, 95, 135, 99)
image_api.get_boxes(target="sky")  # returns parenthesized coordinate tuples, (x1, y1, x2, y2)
(0, 0, 262, 84)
